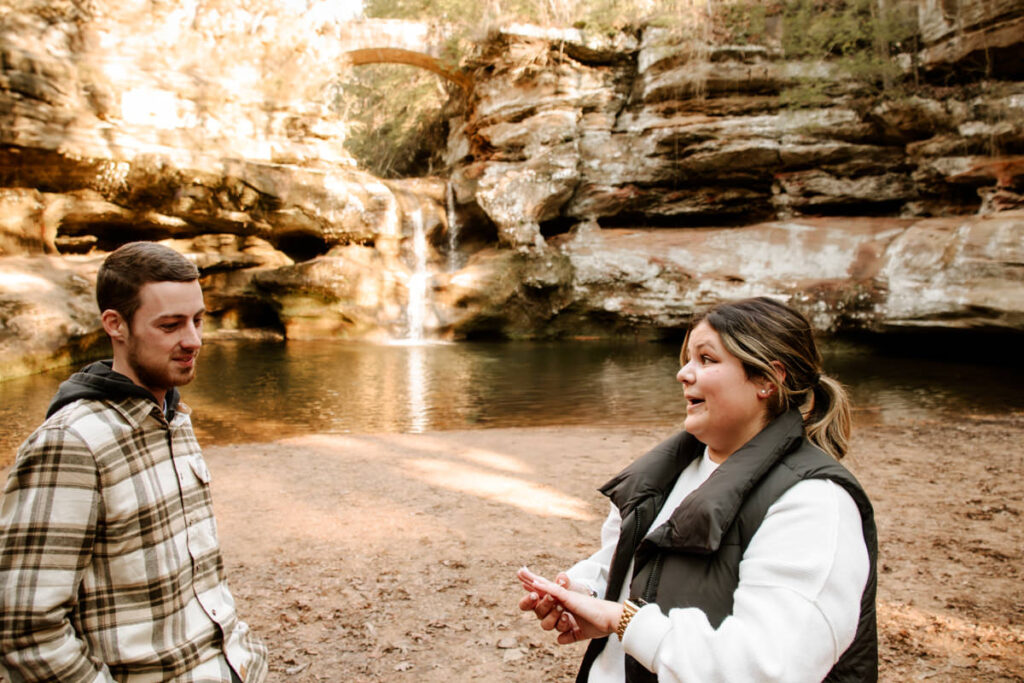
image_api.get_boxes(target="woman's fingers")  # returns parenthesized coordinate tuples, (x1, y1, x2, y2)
(571, 614, 583, 641)
(517, 566, 544, 592)
(540, 601, 564, 631)
(516, 565, 589, 642)
(518, 591, 539, 611)
(525, 573, 563, 598)
(555, 612, 584, 645)
(556, 609, 578, 634)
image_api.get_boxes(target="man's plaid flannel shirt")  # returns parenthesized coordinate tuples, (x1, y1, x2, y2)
(0, 394, 268, 682)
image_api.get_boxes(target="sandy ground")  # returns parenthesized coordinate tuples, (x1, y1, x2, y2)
(193, 414, 1024, 682)
(1, 414, 1021, 681)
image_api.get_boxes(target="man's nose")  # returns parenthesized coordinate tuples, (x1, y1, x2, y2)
(181, 321, 202, 348)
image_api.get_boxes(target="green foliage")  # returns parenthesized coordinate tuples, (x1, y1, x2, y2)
(365, 0, 710, 36)
(711, 1, 769, 45)
(778, 80, 831, 108)
(364, 0, 559, 27)
(575, 0, 641, 31)
(781, 0, 918, 93)
(336, 64, 451, 178)
(364, 0, 484, 25)
(783, 0, 865, 58)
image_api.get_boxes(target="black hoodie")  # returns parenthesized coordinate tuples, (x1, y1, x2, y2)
(46, 360, 181, 420)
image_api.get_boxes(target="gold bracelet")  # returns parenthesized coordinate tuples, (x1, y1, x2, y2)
(616, 600, 640, 641)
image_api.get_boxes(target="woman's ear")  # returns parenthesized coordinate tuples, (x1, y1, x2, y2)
(756, 361, 787, 399)
(769, 360, 787, 386)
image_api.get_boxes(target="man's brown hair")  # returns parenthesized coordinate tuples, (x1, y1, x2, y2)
(96, 242, 200, 325)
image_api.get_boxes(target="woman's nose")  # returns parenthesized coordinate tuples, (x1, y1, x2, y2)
(676, 364, 690, 384)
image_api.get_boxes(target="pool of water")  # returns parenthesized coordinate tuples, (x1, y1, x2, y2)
(2, 337, 1021, 463)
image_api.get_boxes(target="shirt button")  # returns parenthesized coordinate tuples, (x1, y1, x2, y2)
(212, 609, 217, 616)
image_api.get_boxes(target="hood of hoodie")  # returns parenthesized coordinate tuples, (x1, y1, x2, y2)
(46, 359, 181, 419)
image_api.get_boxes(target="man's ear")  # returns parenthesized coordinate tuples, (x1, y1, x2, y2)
(101, 309, 128, 343)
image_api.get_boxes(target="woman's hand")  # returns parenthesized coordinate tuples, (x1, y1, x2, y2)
(517, 566, 623, 644)
(517, 568, 583, 639)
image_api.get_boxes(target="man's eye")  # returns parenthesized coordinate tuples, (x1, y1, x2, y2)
(161, 324, 177, 331)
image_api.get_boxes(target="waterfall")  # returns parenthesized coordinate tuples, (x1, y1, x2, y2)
(446, 182, 460, 272)
(406, 205, 429, 342)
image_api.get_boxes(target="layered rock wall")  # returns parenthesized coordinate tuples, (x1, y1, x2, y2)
(449, 16, 1024, 248)
(0, 2, 452, 378)
(1, 1, 1023, 380)
(434, 8, 1023, 342)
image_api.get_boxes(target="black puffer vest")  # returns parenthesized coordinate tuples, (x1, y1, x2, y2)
(576, 410, 878, 683)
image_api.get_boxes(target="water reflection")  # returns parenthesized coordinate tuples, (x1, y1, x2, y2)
(2, 338, 1020, 464)
(395, 341, 431, 433)
(183, 339, 687, 444)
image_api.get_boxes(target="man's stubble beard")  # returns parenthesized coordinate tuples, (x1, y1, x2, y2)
(127, 337, 199, 394)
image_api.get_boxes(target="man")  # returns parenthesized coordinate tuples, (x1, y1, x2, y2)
(0, 242, 268, 682)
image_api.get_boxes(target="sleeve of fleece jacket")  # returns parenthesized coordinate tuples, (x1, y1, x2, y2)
(622, 479, 869, 683)
(564, 502, 622, 599)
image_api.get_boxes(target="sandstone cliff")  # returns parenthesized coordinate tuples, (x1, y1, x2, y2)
(1, 0, 1022, 379)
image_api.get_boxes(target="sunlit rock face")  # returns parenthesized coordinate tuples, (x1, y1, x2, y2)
(0, 189, 59, 255)
(0, 0, 441, 258)
(878, 212, 1024, 330)
(442, 214, 1024, 339)
(0, 2, 458, 374)
(249, 188, 446, 343)
(433, 247, 576, 338)
(1, 2, 1023, 380)
(0, 256, 105, 381)
(439, 13, 1023, 340)
(0, 2, 355, 168)
(917, 0, 1024, 78)
(451, 21, 1024, 248)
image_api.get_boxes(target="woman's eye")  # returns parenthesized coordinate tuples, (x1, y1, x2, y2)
(701, 355, 713, 365)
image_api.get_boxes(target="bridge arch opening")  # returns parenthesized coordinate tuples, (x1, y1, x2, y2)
(343, 48, 471, 90)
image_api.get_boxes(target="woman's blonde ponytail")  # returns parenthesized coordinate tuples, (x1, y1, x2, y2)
(803, 374, 852, 460)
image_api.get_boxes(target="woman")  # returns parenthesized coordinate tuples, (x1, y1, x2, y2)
(518, 297, 877, 682)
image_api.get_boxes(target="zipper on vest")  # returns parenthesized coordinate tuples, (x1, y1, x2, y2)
(642, 553, 664, 603)
(630, 510, 644, 552)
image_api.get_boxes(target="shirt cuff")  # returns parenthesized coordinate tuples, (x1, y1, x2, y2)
(621, 603, 670, 670)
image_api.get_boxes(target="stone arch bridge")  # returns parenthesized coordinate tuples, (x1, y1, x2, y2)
(338, 19, 471, 90)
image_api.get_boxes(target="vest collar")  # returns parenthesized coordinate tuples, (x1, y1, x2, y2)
(600, 429, 703, 518)
(604, 409, 807, 554)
